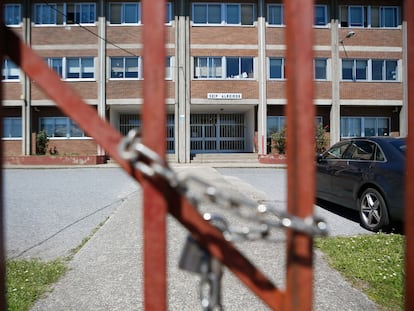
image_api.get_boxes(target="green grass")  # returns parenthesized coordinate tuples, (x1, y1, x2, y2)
(315, 233, 405, 311)
(6, 217, 110, 311)
(6, 259, 67, 311)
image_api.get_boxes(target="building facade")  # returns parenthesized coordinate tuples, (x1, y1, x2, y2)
(2, 0, 406, 163)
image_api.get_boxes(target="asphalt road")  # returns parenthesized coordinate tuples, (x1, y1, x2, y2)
(216, 167, 373, 237)
(4, 167, 138, 260)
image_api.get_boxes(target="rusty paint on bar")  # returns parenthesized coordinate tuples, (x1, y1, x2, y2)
(284, 0, 315, 310)
(141, 0, 168, 310)
(405, 0, 414, 309)
(0, 19, 8, 311)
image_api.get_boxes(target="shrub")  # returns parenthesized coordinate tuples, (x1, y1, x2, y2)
(36, 130, 49, 155)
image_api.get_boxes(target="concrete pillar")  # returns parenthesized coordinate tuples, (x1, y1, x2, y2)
(176, 0, 190, 163)
(401, 20, 408, 137)
(22, 0, 32, 155)
(257, 0, 267, 155)
(97, 0, 106, 156)
(330, 20, 341, 145)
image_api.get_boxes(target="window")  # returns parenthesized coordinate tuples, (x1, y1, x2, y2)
(66, 3, 96, 24)
(109, 2, 140, 24)
(110, 57, 140, 79)
(314, 5, 328, 26)
(45, 57, 94, 80)
(380, 7, 400, 27)
(269, 58, 284, 79)
(340, 5, 401, 28)
(194, 57, 222, 79)
(47, 58, 64, 77)
(267, 4, 283, 25)
(194, 56, 253, 79)
(314, 58, 327, 80)
(342, 59, 368, 81)
(192, 3, 254, 25)
(267, 116, 285, 135)
(166, 2, 173, 24)
(66, 57, 94, 79)
(342, 140, 376, 161)
(341, 117, 390, 138)
(34, 3, 96, 25)
(166, 56, 172, 80)
(343, 59, 399, 81)
(226, 57, 253, 79)
(2, 59, 19, 81)
(372, 60, 397, 81)
(4, 4, 21, 25)
(348, 6, 364, 27)
(40, 117, 87, 138)
(3, 117, 22, 138)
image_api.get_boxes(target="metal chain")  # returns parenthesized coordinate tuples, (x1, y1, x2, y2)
(118, 129, 329, 239)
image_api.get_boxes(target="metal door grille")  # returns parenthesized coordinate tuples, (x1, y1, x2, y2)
(190, 113, 245, 152)
(119, 113, 175, 153)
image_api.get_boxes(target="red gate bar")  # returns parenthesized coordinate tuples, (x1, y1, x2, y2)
(0, 13, 8, 311)
(284, 0, 315, 310)
(405, 0, 414, 309)
(141, 1, 168, 309)
(2, 24, 283, 311)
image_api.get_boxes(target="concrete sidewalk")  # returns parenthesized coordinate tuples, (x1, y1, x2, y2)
(30, 166, 379, 311)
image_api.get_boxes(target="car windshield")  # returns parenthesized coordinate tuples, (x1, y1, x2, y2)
(390, 140, 406, 156)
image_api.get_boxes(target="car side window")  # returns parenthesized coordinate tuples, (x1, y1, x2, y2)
(343, 141, 375, 161)
(375, 146, 385, 161)
(324, 142, 350, 159)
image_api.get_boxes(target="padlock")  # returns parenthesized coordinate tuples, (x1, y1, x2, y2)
(179, 235, 211, 274)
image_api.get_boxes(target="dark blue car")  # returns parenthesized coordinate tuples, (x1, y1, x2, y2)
(316, 137, 405, 232)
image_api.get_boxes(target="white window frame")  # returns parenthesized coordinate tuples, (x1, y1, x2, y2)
(4, 3, 21, 26)
(39, 117, 88, 139)
(267, 4, 283, 26)
(109, 56, 141, 80)
(194, 56, 223, 79)
(2, 59, 20, 81)
(342, 59, 368, 81)
(268, 57, 285, 80)
(314, 58, 328, 80)
(3, 117, 22, 139)
(45, 57, 95, 80)
(108, 2, 141, 25)
(314, 5, 328, 27)
(33, 2, 96, 25)
(341, 117, 390, 138)
(380, 6, 400, 28)
(192, 3, 255, 26)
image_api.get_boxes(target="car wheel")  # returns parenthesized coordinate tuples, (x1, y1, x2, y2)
(358, 188, 389, 232)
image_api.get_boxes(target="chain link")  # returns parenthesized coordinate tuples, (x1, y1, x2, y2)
(118, 129, 329, 239)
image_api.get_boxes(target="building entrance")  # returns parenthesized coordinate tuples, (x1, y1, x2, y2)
(190, 113, 245, 153)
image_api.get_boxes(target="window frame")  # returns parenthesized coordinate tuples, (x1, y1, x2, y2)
(3, 117, 22, 139)
(192, 3, 255, 26)
(108, 2, 141, 25)
(340, 117, 390, 138)
(4, 3, 21, 26)
(109, 56, 141, 80)
(34, 2, 96, 25)
(267, 4, 283, 26)
(39, 117, 88, 139)
(2, 59, 20, 81)
(314, 58, 328, 80)
(269, 57, 285, 80)
(314, 5, 328, 27)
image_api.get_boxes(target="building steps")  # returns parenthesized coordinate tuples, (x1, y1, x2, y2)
(190, 153, 258, 163)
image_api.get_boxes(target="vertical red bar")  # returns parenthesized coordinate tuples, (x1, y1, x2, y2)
(283, 0, 315, 310)
(0, 18, 8, 311)
(405, 0, 414, 310)
(141, 1, 167, 310)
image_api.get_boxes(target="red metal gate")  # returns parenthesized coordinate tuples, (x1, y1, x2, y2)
(1, 0, 413, 310)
